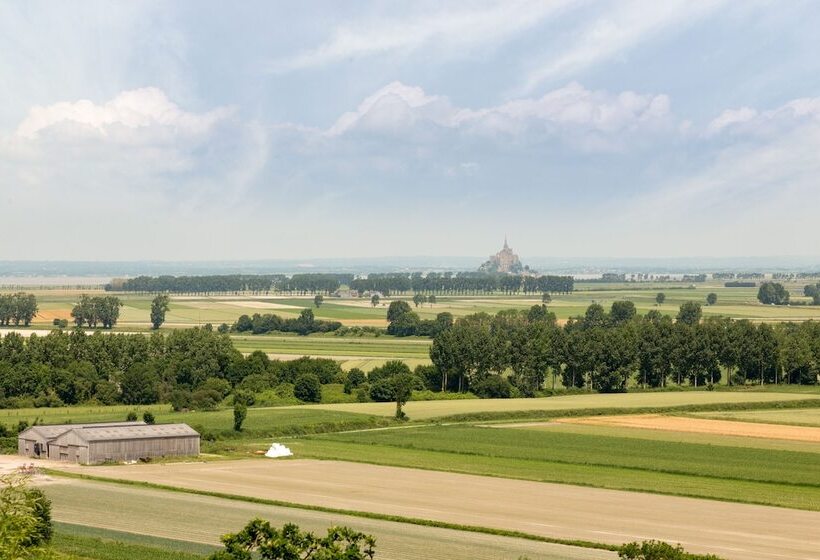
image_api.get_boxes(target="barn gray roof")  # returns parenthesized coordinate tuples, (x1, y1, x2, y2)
(62, 423, 199, 443)
(19, 421, 146, 441)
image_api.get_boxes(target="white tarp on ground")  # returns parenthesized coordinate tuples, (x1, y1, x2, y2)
(265, 443, 293, 458)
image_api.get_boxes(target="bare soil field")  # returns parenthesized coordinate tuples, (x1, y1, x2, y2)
(43, 458, 820, 560)
(41, 478, 609, 560)
(557, 414, 820, 442)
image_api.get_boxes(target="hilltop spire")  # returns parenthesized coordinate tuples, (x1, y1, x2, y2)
(503, 235, 509, 250)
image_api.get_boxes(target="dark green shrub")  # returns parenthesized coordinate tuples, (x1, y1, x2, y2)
(472, 376, 513, 399)
(293, 374, 322, 403)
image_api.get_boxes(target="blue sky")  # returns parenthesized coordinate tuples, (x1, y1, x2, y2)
(1, 0, 819, 260)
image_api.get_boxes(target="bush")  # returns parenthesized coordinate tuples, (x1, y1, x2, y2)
(472, 376, 513, 399)
(142, 412, 155, 425)
(191, 389, 222, 411)
(343, 368, 367, 394)
(355, 386, 370, 402)
(368, 379, 395, 402)
(126, 411, 138, 422)
(618, 540, 723, 560)
(199, 378, 232, 398)
(294, 374, 322, 403)
(169, 389, 193, 412)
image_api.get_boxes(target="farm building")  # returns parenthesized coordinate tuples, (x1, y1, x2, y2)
(47, 424, 200, 465)
(17, 421, 146, 459)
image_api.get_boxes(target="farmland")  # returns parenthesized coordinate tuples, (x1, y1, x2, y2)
(42, 477, 615, 560)
(40, 460, 820, 560)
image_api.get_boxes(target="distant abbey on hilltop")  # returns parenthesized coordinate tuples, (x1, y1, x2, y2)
(478, 238, 529, 274)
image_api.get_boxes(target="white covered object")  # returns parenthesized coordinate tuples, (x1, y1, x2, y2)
(265, 443, 293, 458)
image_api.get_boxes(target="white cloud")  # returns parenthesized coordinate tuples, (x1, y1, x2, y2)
(706, 107, 757, 135)
(15, 87, 233, 140)
(325, 81, 672, 149)
(622, 97, 820, 255)
(520, 0, 726, 93)
(706, 97, 820, 136)
(269, 0, 572, 72)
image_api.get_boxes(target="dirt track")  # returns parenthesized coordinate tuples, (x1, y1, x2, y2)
(557, 414, 820, 442)
(54, 458, 820, 560)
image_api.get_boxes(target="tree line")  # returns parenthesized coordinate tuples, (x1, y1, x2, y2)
(0, 327, 352, 409)
(0, 292, 38, 326)
(350, 272, 574, 296)
(430, 301, 820, 395)
(107, 273, 354, 295)
(70, 295, 123, 328)
(231, 309, 342, 336)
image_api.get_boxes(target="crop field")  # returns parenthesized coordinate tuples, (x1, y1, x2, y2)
(277, 390, 820, 419)
(293, 423, 820, 511)
(42, 478, 613, 560)
(42, 460, 820, 560)
(692, 407, 820, 427)
(10, 280, 820, 334)
(555, 413, 820, 442)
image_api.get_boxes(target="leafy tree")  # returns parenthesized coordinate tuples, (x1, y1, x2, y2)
(209, 519, 375, 560)
(233, 402, 247, 432)
(757, 282, 790, 305)
(0, 474, 54, 559)
(120, 364, 160, 405)
(343, 368, 367, 394)
(370, 294, 380, 307)
(293, 373, 322, 403)
(676, 302, 702, 326)
(541, 292, 552, 304)
(386, 300, 412, 322)
(392, 372, 415, 420)
(428, 294, 436, 306)
(706, 293, 718, 305)
(150, 294, 171, 329)
(610, 301, 636, 325)
(655, 293, 666, 305)
(313, 294, 324, 308)
(412, 293, 426, 308)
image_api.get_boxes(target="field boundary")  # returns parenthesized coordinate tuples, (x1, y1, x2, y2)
(44, 469, 619, 554)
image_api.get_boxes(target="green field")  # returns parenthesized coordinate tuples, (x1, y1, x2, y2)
(293, 423, 820, 511)
(0, 404, 389, 438)
(13, 280, 820, 334)
(276, 390, 820, 420)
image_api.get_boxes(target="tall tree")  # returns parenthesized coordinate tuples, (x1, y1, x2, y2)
(676, 302, 702, 326)
(313, 294, 324, 308)
(150, 294, 170, 330)
(706, 293, 718, 305)
(370, 294, 380, 307)
(655, 293, 666, 305)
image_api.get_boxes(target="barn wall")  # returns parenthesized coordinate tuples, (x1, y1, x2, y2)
(86, 436, 199, 464)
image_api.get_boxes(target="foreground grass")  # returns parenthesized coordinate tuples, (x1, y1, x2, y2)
(294, 424, 820, 511)
(53, 524, 210, 559)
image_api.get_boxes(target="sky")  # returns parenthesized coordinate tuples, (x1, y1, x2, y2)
(1, 0, 819, 261)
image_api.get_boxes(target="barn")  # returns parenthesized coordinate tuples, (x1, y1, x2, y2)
(46, 423, 200, 465)
(17, 421, 146, 459)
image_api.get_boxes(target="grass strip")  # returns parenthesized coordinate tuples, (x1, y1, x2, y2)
(44, 469, 618, 554)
